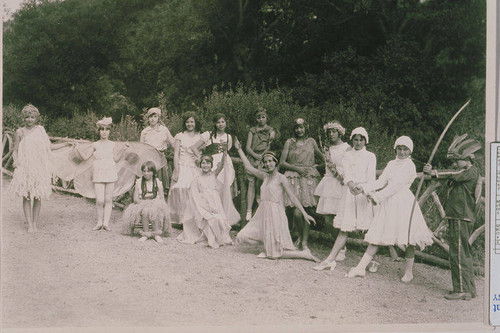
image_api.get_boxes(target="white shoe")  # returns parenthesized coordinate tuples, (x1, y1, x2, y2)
(313, 260, 337, 271)
(345, 267, 366, 278)
(336, 248, 346, 261)
(368, 261, 380, 273)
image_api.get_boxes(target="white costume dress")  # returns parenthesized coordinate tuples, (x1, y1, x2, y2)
(334, 147, 376, 232)
(362, 157, 433, 250)
(315, 142, 350, 215)
(9, 126, 54, 199)
(167, 132, 202, 223)
(177, 173, 233, 248)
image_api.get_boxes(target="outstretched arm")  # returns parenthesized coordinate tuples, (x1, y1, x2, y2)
(281, 177, 316, 225)
(235, 137, 266, 180)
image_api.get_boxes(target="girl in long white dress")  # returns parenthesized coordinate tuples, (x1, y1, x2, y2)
(233, 138, 319, 261)
(313, 127, 376, 271)
(9, 104, 72, 233)
(191, 113, 239, 226)
(177, 151, 233, 249)
(346, 136, 433, 282)
(167, 111, 202, 224)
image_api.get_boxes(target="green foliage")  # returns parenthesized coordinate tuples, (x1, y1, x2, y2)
(46, 111, 100, 140)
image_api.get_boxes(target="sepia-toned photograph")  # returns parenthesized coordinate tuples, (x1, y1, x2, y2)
(1, 0, 494, 332)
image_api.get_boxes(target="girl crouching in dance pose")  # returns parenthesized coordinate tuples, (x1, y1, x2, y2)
(234, 138, 319, 261)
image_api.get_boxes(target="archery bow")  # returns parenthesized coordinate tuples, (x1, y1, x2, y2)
(407, 99, 471, 243)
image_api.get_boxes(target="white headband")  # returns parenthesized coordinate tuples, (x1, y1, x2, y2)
(394, 136, 414, 153)
(350, 127, 369, 144)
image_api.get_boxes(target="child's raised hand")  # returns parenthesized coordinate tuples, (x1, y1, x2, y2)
(234, 137, 242, 150)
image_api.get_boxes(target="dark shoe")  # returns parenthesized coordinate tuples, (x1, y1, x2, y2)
(444, 292, 471, 301)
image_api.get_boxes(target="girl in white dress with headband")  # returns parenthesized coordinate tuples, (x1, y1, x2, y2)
(346, 136, 433, 282)
(314, 127, 376, 271)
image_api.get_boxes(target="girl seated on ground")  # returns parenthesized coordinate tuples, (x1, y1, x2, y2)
(122, 161, 170, 243)
(177, 150, 233, 249)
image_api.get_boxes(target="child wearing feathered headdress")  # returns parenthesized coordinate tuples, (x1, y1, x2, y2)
(424, 134, 482, 301)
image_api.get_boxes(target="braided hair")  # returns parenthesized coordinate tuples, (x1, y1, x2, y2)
(140, 161, 159, 199)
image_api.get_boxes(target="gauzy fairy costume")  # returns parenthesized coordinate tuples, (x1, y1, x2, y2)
(236, 173, 296, 258)
(52, 142, 167, 199)
(167, 132, 202, 223)
(199, 131, 240, 225)
(9, 125, 54, 199)
(334, 144, 376, 232)
(177, 172, 233, 248)
(361, 136, 433, 250)
(282, 137, 321, 207)
(122, 178, 170, 236)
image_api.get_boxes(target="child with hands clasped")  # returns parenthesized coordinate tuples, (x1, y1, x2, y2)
(314, 127, 376, 271)
(234, 138, 319, 261)
(347, 136, 433, 281)
(424, 134, 481, 300)
(177, 150, 233, 249)
(122, 161, 170, 242)
(140, 107, 175, 192)
(75, 117, 129, 231)
(280, 117, 324, 250)
(245, 108, 275, 221)
(10, 104, 73, 233)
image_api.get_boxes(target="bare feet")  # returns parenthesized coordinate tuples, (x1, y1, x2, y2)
(345, 267, 366, 278)
(154, 235, 164, 243)
(102, 225, 111, 232)
(138, 236, 147, 242)
(92, 224, 102, 231)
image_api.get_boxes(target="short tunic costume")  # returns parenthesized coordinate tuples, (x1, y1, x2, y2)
(92, 140, 118, 183)
(122, 178, 170, 235)
(246, 125, 274, 177)
(167, 132, 202, 223)
(10, 125, 54, 199)
(177, 174, 233, 248)
(282, 138, 321, 207)
(362, 157, 433, 250)
(315, 142, 350, 215)
(333, 147, 376, 232)
(200, 131, 240, 225)
(236, 173, 296, 258)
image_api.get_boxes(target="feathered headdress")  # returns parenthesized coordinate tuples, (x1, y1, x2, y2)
(447, 134, 481, 160)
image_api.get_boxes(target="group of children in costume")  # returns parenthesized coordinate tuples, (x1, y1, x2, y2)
(9, 104, 481, 300)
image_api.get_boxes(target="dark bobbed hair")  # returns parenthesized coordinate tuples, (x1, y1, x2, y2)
(182, 111, 202, 133)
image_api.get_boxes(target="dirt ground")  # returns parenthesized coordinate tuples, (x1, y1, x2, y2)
(1, 176, 486, 331)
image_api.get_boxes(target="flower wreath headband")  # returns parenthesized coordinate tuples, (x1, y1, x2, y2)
(323, 122, 345, 136)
